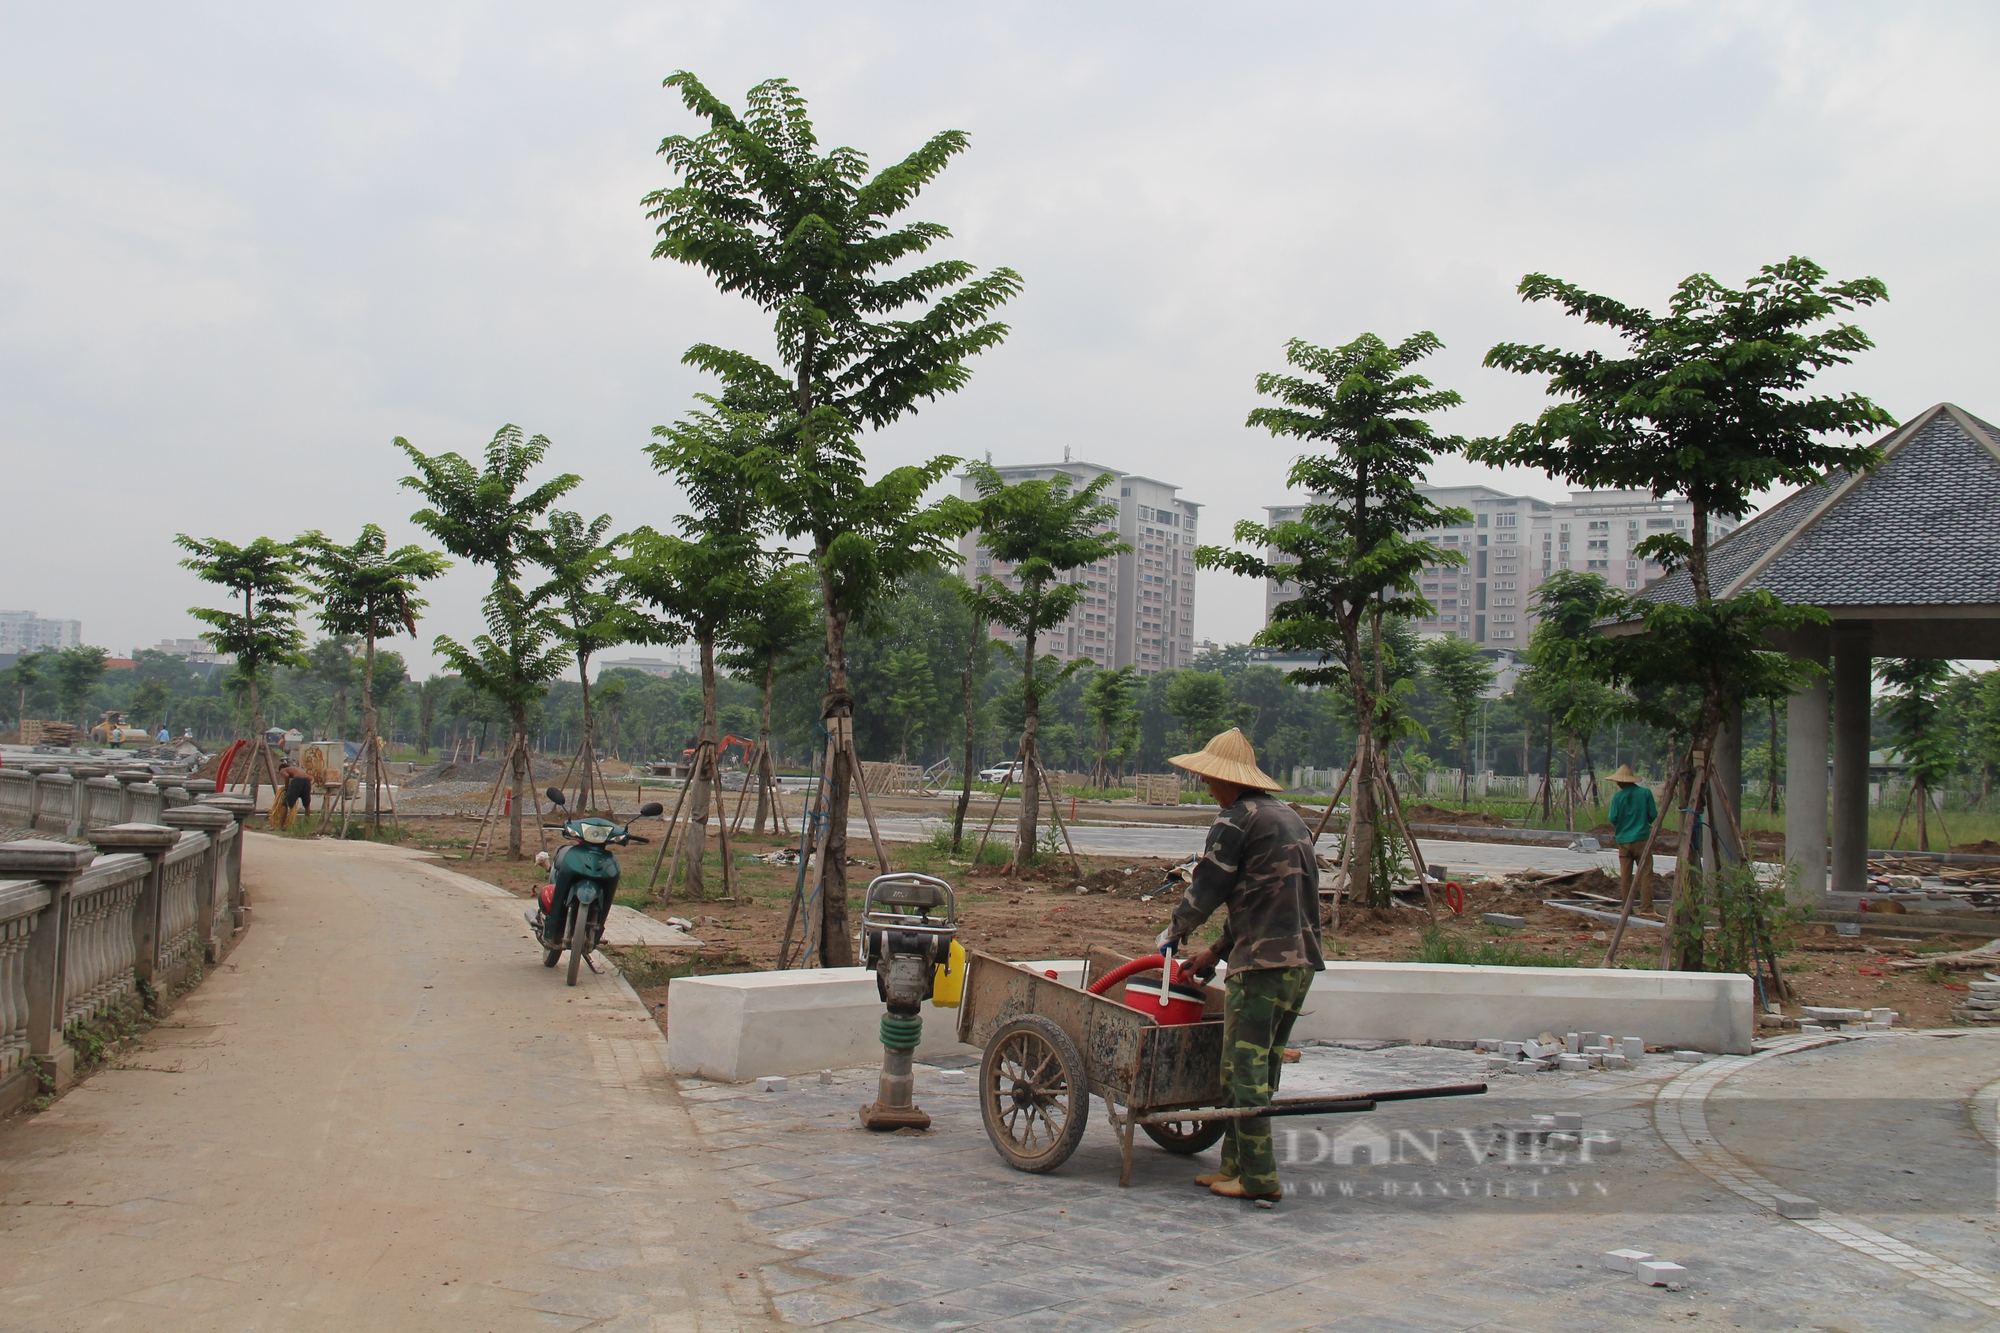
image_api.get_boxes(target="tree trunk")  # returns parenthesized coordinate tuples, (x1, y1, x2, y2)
(1013, 629, 1042, 870)
(952, 623, 980, 852)
(508, 702, 528, 859)
(817, 564, 857, 968)
(362, 631, 379, 829)
(685, 632, 718, 898)
(755, 652, 776, 834)
(577, 649, 596, 811)
(1917, 778, 1930, 853)
(1564, 736, 1580, 831)
(1540, 724, 1554, 822)
(1342, 610, 1378, 908)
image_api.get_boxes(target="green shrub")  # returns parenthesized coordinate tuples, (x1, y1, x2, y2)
(1409, 927, 1582, 967)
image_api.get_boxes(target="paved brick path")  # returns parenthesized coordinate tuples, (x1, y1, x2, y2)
(684, 1037, 2000, 1331)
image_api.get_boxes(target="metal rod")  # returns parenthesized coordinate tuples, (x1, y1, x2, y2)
(1131, 1081, 1486, 1125)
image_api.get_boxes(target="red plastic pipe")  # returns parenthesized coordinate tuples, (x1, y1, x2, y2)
(1086, 953, 1179, 995)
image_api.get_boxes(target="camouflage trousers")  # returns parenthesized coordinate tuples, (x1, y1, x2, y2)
(1217, 965, 1315, 1194)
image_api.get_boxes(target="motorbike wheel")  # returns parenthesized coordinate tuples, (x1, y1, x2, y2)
(542, 948, 560, 968)
(566, 903, 589, 986)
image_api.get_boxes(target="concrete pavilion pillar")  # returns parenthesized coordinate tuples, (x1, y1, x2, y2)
(1831, 624, 1874, 894)
(1784, 629, 1831, 905)
(1710, 706, 1742, 866)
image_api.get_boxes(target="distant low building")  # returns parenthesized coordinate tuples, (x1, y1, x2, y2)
(0, 611, 81, 654)
(150, 637, 235, 666)
(597, 657, 691, 679)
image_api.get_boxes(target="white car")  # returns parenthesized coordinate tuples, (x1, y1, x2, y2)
(978, 763, 1023, 784)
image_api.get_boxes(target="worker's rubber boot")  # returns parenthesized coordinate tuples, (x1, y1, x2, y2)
(1193, 1172, 1234, 1188)
(1210, 1178, 1282, 1203)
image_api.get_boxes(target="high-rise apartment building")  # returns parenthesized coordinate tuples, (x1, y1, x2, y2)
(960, 460, 1200, 676)
(1262, 487, 1733, 646)
(0, 611, 81, 655)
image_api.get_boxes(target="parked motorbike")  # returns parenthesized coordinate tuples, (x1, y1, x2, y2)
(527, 787, 664, 986)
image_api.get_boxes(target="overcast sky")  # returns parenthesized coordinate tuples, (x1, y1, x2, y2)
(4, 2, 1995, 675)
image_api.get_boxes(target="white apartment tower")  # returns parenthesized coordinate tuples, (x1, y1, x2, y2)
(960, 460, 1200, 676)
(1263, 487, 1733, 646)
(0, 611, 82, 655)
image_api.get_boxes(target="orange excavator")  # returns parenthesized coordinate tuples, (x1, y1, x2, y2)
(682, 735, 754, 765)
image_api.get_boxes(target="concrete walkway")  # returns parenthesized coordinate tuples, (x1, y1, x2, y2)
(0, 834, 781, 1331)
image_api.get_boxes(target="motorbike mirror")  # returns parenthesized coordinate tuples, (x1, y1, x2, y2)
(639, 801, 664, 817)
(545, 786, 566, 807)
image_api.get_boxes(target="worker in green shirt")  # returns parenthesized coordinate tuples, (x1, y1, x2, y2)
(1608, 764, 1660, 912)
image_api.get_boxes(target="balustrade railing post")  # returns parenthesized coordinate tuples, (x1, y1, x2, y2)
(160, 807, 233, 962)
(87, 825, 180, 1013)
(113, 770, 152, 823)
(201, 794, 256, 912)
(66, 766, 109, 838)
(0, 841, 95, 1095)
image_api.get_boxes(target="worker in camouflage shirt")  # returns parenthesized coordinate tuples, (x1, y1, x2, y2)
(1158, 728, 1323, 1203)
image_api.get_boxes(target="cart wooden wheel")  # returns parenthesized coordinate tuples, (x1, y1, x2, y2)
(979, 1015, 1090, 1173)
(1141, 1118, 1226, 1155)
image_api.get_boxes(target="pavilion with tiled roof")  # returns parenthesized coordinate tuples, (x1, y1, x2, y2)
(1636, 403, 2000, 897)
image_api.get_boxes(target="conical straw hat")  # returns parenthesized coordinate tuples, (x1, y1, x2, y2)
(1168, 728, 1284, 791)
(1610, 764, 1640, 784)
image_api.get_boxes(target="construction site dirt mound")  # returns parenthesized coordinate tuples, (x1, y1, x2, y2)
(1954, 840, 2000, 855)
(406, 756, 535, 788)
(1402, 803, 1512, 829)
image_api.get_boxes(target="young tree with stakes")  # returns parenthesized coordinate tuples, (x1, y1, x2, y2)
(645, 73, 1017, 963)
(1419, 635, 1494, 806)
(947, 573, 994, 852)
(175, 534, 307, 805)
(719, 560, 820, 835)
(537, 509, 620, 811)
(1474, 258, 1893, 939)
(1876, 658, 1957, 852)
(399, 425, 582, 858)
(295, 524, 450, 830)
(960, 462, 1128, 870)
(1199, 333, 1470, 909)
(624, 395, 770, 899)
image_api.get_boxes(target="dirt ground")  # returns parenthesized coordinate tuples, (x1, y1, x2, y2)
(359, 809, 1993, 1041)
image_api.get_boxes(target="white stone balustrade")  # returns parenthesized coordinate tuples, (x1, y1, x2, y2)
(61, 853, 147, 1028)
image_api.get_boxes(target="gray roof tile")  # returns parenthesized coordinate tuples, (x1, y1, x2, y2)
(1636, 405, 2000, 609)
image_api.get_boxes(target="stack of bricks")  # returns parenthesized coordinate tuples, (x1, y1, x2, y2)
(1956, 980, 2000, 1025)
(1476, 1032, 1646, 1073)
(1800, 1005, 1897, 1032)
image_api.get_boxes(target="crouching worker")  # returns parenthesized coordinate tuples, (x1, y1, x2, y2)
(1159, 728, 1324, 1203)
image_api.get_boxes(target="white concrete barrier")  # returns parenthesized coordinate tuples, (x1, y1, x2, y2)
(666, 958, 1752, 1082)
(667, 960, 1083, 1083)
(1293, 962, 1754, 1055)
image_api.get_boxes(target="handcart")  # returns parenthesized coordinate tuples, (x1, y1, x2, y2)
(954, 947, 1486, 1185)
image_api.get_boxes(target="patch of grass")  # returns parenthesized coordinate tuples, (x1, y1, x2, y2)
(1407, 927, 1583, 968)
(606, 946, 755, 988)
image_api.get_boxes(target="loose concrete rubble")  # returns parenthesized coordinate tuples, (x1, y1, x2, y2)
(1799, 1004, 1899, 1032)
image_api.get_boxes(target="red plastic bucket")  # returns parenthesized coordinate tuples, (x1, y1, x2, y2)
(1121, 974, 1207, 1025)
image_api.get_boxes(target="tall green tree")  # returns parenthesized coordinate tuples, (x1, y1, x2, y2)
(948, 575, 994, 851)
(1082, 663, 1141, 787)
(1199, 332, 1469, 905)
(6, 648, 54, 727)
(1473, 258, 1893, 872)
(51, 645, 109, 729)
(646, 73, 1017, 959)
(1419, 635, 1494, 804)
(400, 425, 581, 857)
(174, 534, 307, 800)
(296, 523, 450, 826)
(1165, 670, 1232, 750)
(960, 463, 1128, 868)
(1876, 658, 1957, 852)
